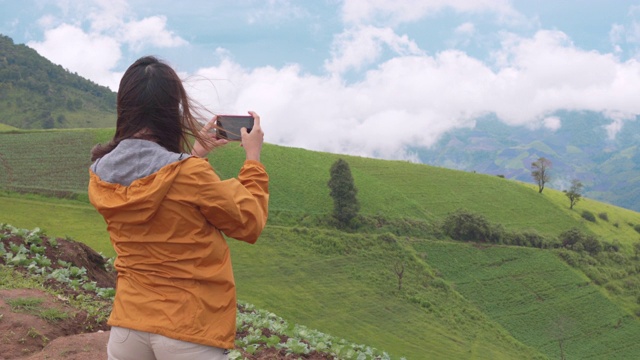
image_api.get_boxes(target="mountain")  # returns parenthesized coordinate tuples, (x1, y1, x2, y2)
(0, 34, 116, 129)
(417, 111, 640, 211)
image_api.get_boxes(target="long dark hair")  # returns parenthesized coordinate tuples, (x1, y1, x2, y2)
(91, 56, 206, 161)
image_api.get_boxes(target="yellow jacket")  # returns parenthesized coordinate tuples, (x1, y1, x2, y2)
(88, 140, 268, 349)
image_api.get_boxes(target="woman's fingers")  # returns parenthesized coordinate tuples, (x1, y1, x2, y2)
(241, 111, 263, 161)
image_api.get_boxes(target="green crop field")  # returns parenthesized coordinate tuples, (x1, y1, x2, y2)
(3, 128, 640, 245)
(416, 241, 640, 359)
(3, 128, 640, 359)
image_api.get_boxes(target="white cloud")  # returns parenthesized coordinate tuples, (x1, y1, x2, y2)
(609, 5, 640, 58)
(341, 0, 520, 25)
(246, 0, 309, 24)
(185, 28, 640, 161)
(26, 0, 187, 89)
(324, 25, 424, 74)
(27, 24, 123, 89)
(543, 116, 561, 131)
(455, 22, 476, 36)
(121, 16, 187, 51)
(20, 1, 640, 162)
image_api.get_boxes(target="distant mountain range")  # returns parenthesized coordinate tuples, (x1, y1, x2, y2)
(417, 111, 640, 211)
(2, 34, 639, 211)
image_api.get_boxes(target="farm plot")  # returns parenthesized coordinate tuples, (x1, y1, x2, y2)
(416, 240, 640, 360)
(349, 158, 579, 236)
(0, 130, 95, 196)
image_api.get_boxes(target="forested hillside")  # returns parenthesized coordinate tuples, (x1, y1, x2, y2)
(0, 34, 116, 129)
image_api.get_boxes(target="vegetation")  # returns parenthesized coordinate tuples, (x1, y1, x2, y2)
(566, 179, 584, 209)
(328, 158, 360, 227)
(581, 210, 596, 222)
(0, 35, 116, 129)
(531, 157, 551, 193)
(0, 224, 393, 359)
(4, 128, 640, 358)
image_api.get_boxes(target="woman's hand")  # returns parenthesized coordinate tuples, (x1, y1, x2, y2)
(242, 111, 263, 162)
(192, 116, 228, 157)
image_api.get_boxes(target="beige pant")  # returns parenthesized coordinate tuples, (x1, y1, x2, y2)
(107, 326, 229, 360)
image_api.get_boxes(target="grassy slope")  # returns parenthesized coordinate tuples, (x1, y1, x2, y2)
(0, 194, 543, 359)
(2, 128, 640, 246)
(0, 88, 116, 129)
(0, 123, 18, 131)
(209, 144, 640, 247)
(3, 128, 640, 358)
(415, 241, 640, 359)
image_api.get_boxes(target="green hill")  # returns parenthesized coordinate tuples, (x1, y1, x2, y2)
(0, 35, 116, 129)
(417, 114, 640, 213)
(2, 128, 640, 359)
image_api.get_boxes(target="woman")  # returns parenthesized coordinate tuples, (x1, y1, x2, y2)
(88, 56, 269, 360)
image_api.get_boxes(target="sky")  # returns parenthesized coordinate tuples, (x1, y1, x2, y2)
(2, 0, 640, 161)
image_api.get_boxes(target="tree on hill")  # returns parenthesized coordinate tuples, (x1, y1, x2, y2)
(328, 158, 360, 227)
(531, 157, 551, 193)
(565, 179, 583, 209)
(393, 261, 405, 291)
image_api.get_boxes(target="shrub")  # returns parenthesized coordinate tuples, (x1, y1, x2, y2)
(521, 229, 547, 248)
(504, 231, 525, 246)
(581, 210, 596, 222)
(605, 283, 623, 295)
(558, 227, 602, 255)
(602, 240, 620, 253)
(377, 233, 397, 244)
(598, 212, 609, 221)
(582, 235, 602, 255)
(442, 209, 493, 243)
(559, 228, 584, 248)
(634, 224, 640, 234)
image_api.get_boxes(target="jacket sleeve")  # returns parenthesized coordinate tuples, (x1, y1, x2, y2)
(189, 158, 269, 243)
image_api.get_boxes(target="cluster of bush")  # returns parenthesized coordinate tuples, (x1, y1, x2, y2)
(441, 208, 616, 255)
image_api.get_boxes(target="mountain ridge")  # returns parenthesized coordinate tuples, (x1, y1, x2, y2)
(0, 34, 116, 129)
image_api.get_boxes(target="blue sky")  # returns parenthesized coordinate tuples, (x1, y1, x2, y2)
(2, 0, 640, 160)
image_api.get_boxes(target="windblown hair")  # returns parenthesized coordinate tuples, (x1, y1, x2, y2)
(91, 56, 205, 161)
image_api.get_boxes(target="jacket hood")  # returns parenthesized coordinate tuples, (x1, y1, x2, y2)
(89, 139, 190, 225)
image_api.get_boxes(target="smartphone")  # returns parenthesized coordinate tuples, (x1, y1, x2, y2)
(215, 115, 254, 141)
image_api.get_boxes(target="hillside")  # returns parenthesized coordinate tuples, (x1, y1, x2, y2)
(0, 35, 116, 129)
(0, 226, 389, 359)
(2, 31, 639, 215)
(2, 128, 640, 358)
(418, 112, 640, 212)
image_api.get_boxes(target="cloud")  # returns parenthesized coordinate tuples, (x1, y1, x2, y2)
(246, 0, 310, 24)
(324, 25, 424, 74)
(21, 1, 640, 162)
(27, 23, 123, 88)
(543, 116, 561, 131)
(341, 0, 520, 25)
(455, 22, 476, 36)
(26, 0, 187, 89)
(186, 28, 640, 161)
(609, 5, 640, 57)
(121, 16, 187, 51)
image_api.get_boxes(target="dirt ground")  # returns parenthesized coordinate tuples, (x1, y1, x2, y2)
(0, 233, 334, 360)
